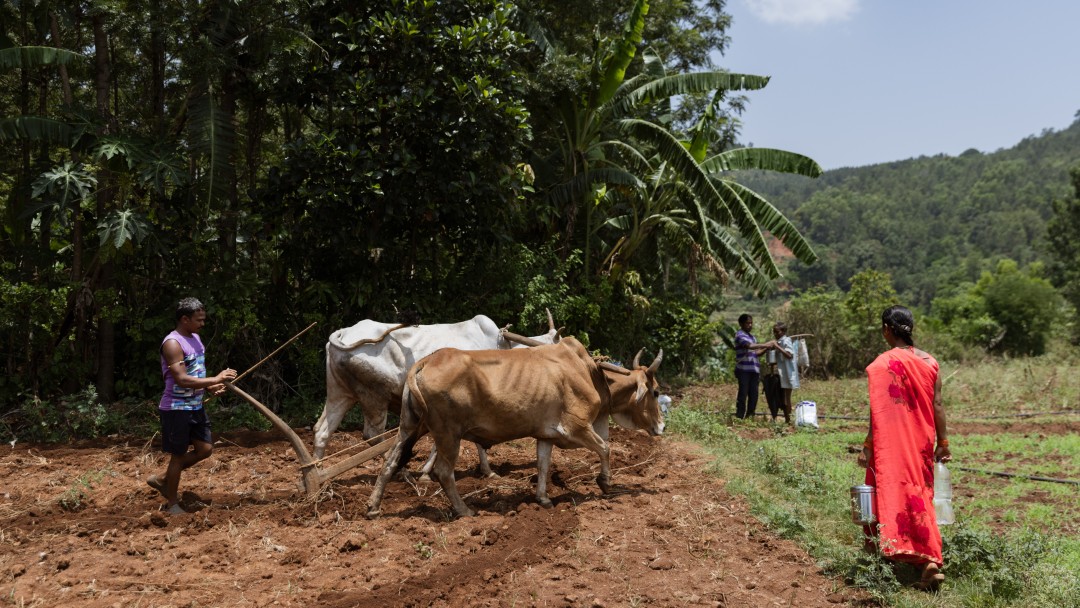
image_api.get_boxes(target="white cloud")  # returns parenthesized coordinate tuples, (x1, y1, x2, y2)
(743, 0, 859, 26)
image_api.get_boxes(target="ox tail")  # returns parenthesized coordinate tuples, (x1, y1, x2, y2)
(402, 362, 430, 423)
(387, 364, 429, 474)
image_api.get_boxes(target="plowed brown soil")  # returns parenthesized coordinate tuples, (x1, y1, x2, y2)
(0, 424, 872, 608)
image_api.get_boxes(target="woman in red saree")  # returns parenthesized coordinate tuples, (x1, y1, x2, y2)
(857, 306, 952, 590)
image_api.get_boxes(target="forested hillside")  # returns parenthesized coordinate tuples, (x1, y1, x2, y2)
(741, 115, 1080, 307)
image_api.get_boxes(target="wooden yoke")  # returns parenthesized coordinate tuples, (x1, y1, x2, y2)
(500, 328, 632, 375)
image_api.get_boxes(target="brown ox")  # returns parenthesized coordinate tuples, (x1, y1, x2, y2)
(367, 337, 664, 518)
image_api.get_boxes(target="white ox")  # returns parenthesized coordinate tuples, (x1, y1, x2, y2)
(313, 313, 558, 459)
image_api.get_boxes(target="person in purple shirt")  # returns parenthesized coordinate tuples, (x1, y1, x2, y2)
(146, 298, 237, 514)
(733, 313, 773, 419)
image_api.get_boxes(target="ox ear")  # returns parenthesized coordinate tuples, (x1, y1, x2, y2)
(633, 374, 647, 404)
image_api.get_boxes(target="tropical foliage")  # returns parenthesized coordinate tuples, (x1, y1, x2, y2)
(0, 0, 821, 424)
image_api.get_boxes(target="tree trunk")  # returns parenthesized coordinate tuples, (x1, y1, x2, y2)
(93, 13, 117, 402)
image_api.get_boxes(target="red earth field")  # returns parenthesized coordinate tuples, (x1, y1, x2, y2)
(1, 421, 877, 608)
(3, 392, 1074, 608)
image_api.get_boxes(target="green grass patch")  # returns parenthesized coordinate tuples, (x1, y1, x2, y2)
(669, 376, 1080, 607)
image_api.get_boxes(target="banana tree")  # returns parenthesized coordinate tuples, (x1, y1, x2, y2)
(535, 0, 820, 293)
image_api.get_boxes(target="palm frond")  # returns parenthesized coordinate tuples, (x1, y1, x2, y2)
(506, 5, 556, 59)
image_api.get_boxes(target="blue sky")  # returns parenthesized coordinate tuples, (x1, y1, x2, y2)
(716, 0, 1080, 169)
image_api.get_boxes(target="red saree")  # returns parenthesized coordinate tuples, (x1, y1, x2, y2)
(864, 347, 943, 566)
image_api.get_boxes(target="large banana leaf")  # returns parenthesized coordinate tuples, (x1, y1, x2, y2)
(617, 118, 733, 245)
(613, 72, 771, 117)
(595, 0, 648, 106)
(0, 46, 85, 70)
(542, 167, 645, 209)
(188, 90, 236, 209)
(0, 116, 77, 145)
(619, 118, 783, 284)
(687, 89, 726, 163)
(703, 216, 775, 293)
(717, 179, 818, 264)
(701, 147, 822, 178)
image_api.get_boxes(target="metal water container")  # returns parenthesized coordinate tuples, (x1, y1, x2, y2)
(850, 484, 877, 524)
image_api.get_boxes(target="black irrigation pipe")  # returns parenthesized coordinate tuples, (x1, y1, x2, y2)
(816, 410, 1080, 422)
(953, 466, 1080, 486)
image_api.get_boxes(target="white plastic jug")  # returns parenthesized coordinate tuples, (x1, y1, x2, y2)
(934, 461, 955, 525)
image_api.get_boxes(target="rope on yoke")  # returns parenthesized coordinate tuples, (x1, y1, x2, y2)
(331, 323, 411, 350)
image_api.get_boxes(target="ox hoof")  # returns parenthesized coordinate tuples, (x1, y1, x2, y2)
(418, 473, 433, 483)
(481, 471, 500, 479)
(365, 508, 381, 519)
(537, 497, 553, 509)
(597, 476, 612, 494)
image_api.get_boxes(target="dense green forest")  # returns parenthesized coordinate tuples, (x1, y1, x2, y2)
(1, 0, 823, 429)
(740, 116, 1080, 306)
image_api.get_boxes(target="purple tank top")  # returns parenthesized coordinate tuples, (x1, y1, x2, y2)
(159, 331, 207, 411)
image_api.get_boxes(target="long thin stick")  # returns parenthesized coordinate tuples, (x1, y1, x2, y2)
(206, 321, 317, 402)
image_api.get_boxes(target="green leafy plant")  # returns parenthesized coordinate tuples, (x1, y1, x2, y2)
(58, 468, 113, 512)
(19, 386, 109, 442)
(414, 541, 435, 560)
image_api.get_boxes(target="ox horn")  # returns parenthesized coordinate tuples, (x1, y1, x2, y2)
(647, 349, 664, 373)
(554, 326, 565, 343)
(631, 348, 645, 369)
(546, 308, 555, 331)
(597, 361, 631, 376)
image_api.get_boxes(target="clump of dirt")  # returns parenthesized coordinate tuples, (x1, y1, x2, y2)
(0, 426, 872, 607)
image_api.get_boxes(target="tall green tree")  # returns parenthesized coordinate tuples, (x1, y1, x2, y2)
(263, 0, 535, 321)
(530, 0, 819, 293)
(1045, 165, 1080, 332)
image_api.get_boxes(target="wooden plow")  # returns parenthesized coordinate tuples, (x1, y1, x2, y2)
(218, 321, 398, 497)
(223, 382, 396, 496)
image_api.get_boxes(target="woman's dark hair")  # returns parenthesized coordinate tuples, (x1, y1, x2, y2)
(738, 313, 752, 326)
(882, 305, 914, 345)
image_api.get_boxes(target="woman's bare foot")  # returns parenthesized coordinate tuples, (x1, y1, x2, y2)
(914, 563, 945, 591)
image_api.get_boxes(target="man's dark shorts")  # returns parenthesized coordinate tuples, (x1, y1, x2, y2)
(160, 408, 212, 455)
